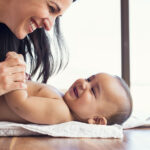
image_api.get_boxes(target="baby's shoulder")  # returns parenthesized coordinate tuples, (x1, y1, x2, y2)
(27, 81, 63, 100)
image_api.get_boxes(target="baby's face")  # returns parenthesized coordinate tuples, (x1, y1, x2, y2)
(64, 73, 128, 122)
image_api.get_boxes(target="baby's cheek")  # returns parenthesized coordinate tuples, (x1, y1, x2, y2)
(81, 93, 93, 104)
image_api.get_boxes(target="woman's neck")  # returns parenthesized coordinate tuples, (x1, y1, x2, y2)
(0, 0, 11, 23)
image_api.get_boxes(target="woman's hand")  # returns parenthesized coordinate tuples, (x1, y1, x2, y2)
(0, 52, 27, 96)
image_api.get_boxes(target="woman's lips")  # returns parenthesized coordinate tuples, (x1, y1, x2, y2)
(43, 19, 51, 31)
(28, 18, 51, 33)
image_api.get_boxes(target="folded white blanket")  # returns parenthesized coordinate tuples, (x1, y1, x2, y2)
(123, 115, 150, 129)
(1, 115, 149, 138)
(0, 121, 123, 138)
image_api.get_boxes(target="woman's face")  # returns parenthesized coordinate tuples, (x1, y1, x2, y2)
(4, 0, 72, 39)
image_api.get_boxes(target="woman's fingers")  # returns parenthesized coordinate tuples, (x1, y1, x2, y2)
(9, 66, 26, 75)
(5, 52, 26, 78)
(9, 82, 27, 90)
(0, 73, 27, 95)
(0, 63, 25, 74)
(0, 52, 27, 96)
(12, 72, 26, 82)
(6, 52, 24, 61)
(5, 55, 26, 67)
(0, 81, 27, 96)
(6, 52, 26, 66)
(6, 52, 23, 59)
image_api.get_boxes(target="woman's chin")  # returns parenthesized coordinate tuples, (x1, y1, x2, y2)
(14, 29, 28, 39)
(16, 32, 27, 39)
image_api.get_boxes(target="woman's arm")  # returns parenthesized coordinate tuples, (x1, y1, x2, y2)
(4, 81, 73, 124)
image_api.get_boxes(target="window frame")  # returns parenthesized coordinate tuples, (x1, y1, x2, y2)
(121, 0, 130, 86)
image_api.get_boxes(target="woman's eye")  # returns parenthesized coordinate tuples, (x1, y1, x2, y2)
(49, 6, 56, 13)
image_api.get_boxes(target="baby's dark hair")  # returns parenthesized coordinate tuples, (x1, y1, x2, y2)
(107, 76, 133, 125)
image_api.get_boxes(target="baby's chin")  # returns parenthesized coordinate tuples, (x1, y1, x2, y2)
(63, 92, 69, 102)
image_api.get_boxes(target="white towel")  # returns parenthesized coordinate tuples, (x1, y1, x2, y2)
(123, 115, 150, 129)
(0, 121, 123, 138)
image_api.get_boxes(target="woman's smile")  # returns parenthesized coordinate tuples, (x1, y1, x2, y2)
(29, 18, 39, 33)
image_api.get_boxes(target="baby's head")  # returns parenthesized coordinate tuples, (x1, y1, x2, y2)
(64, 73, 132, 125)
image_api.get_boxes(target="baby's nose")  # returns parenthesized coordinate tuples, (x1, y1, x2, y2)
(77, 78, 89, 90)
(76, 79, 91, 97)
(75, 80, 85, 97)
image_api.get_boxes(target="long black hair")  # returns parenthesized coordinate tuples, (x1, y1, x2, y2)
(0, 0, 77, 83)
(0, 17, 66, 83)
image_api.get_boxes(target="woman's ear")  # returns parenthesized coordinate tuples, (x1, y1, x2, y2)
(88, 117, 107, 125)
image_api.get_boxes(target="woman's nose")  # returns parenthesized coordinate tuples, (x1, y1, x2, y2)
(43, 16, 56, 31)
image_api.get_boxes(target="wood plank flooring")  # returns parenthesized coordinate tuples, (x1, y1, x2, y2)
(0, 128, 150, 150)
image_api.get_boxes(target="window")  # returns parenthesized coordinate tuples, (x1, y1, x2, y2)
(130, 0, 150, 115)
(49, 0, 121, 91)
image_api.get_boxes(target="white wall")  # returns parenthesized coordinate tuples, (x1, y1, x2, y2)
(49, 0, 121, 90)
(130, 0, 150, 115)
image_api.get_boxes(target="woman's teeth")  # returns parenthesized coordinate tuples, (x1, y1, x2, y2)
(30, 21, 36, 31)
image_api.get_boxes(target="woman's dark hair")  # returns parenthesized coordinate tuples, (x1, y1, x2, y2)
(0, 16, 68, 83)
(0, 1, 77, 83)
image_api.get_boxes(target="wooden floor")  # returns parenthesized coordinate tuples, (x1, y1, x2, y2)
(0, 128, 150, 150)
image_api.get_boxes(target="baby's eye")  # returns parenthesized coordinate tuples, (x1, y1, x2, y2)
(49, 6, 56, 13)
(86, 78, 91, 82)
(91, 87, 96, 97)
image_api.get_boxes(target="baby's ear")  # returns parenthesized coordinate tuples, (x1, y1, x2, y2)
(88, 117, 107, 125)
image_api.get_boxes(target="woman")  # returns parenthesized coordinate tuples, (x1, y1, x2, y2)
(0, 0, 76, 96)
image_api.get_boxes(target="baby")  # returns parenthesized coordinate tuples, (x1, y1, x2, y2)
(0, 72, 132, 125)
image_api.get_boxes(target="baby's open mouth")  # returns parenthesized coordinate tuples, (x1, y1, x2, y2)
(73, 87, 78, 98)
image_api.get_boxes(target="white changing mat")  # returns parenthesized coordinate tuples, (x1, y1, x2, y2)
(123, 115, 150, 129)
(0, 121, 123, 138)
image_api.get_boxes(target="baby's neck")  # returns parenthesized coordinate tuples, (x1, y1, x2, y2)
(51, 86, 64, 97)
(69, 109, 87, 123)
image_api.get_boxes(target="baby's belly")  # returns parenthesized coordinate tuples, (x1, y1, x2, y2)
(0, 96, 29, 123)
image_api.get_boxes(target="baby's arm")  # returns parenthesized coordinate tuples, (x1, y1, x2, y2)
(4, 81, 72, 124)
